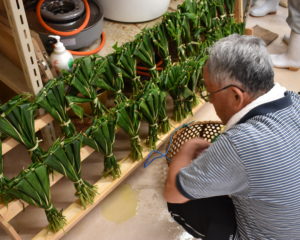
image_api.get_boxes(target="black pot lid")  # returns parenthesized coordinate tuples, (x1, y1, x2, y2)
(41, 0, 85, 22)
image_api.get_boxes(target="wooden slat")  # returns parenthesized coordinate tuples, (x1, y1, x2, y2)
(245, 28, 253, 36)
(2, 113, 54, 155)
(33, 102, 204, 240)
(0, 53, 29, 94)
(0, 215, 21, 240)
(0, 200, 26, 228)
(0, 21, 21, 68)
(234, 0, 244, 23)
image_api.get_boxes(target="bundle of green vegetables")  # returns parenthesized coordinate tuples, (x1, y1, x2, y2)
(84, 112, 120, 178)
(149, 24, 171, 68)
(223, 0, 236, 15)
(177, 0, 208, 39)
(203, 16, 244, 46)
(66, 55, 107, 118)
(178, 0, 201, 14)
(138, 83, 167, 149)
(221, 17, 245, 37)
(113, 42, 142, 96)
(169, 0, 203, 58)
(183, 13, 206, 58)
(201, 2, 220, 29)
(175, 1, 226, 59)
(44, 134, 97, 208)
(164, 5, 208, 60)
(116, 100, 142, 161)
(183, 0, 220, 30)
(183, 56, 207, 111)
(163, 11, 185, 61)
(157, 90, 171, 134)
(94, 55, 126, 104)
(134, 32, 159, 78)
(7, 163, 66, 232)
(159, 63, 194, 122)
(36, 78, 76, 138)
(0, 94, 44, 162)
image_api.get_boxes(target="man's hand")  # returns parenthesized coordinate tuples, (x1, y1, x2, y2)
(164, 138, 210, 203)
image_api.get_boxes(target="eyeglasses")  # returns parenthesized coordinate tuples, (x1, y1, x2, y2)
(200, 84, 245, 102)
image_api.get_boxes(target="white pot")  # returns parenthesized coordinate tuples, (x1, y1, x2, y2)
(99, 0, 171, 23)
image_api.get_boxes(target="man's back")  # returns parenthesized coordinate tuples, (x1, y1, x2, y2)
(227, 91, 300, 239)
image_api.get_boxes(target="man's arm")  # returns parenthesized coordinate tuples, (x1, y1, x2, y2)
(164, 138, 210, 203)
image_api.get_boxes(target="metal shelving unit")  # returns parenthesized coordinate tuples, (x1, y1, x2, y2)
(0, 0, 43, 95)
(0, 0, 57, 165)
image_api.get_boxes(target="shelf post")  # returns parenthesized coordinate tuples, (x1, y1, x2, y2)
(3, 0, 43, 95)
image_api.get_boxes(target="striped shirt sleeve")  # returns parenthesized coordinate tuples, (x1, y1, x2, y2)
(177, 134, 248, 199)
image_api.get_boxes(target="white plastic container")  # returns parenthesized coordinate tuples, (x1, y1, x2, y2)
(49, 35, 74, 74)
(99, 0, 171, 23)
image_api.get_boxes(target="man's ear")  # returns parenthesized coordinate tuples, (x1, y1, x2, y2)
(231, 87, 246, 111)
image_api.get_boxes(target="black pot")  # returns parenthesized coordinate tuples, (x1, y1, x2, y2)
(39, 0, 104, 50)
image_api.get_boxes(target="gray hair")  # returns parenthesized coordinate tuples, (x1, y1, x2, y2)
(206, 34, 274, 93)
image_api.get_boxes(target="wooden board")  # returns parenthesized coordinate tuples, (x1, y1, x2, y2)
(0, 53, 29, 94)
(0, 215, 21, 240)
(0, 20, 21, 69)
(234, 0, 244, 23)
(234, 0, 252, 23)
(252, 24, 279, 46)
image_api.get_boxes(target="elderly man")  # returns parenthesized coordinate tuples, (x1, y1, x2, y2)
(165, 34, 300, 239)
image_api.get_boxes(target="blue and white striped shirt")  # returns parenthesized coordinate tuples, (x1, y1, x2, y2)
(177, 91, 300, 239)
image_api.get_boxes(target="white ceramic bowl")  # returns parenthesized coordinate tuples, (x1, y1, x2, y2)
(98, 0, 171, 23)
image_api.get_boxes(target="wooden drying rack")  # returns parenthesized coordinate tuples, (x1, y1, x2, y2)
(0, 102, 204, 240)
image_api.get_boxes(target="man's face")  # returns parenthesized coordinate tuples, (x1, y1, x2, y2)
(203, 66, 237, 124)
